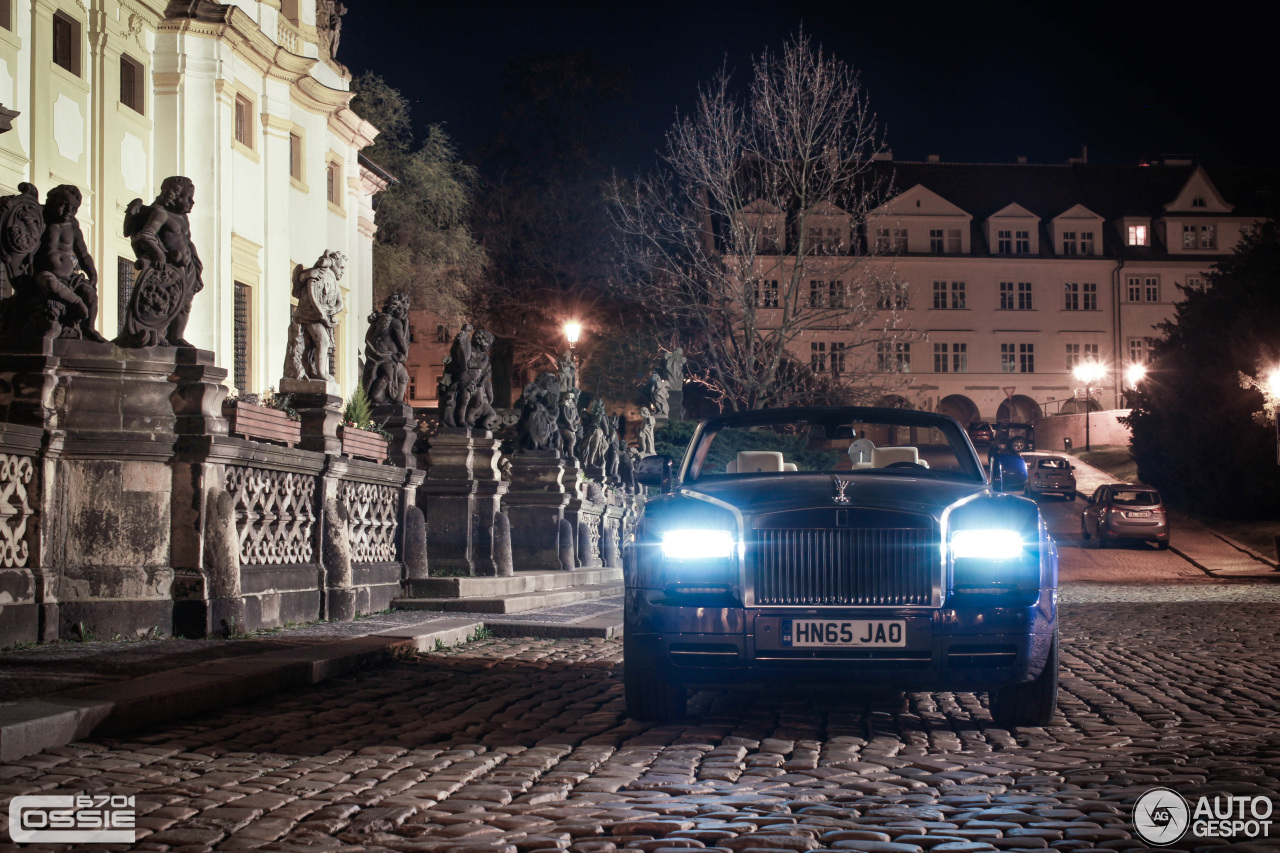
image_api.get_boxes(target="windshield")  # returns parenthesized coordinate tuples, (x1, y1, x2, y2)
(686, 409, 983, 482)
(1037, 458, 1069, 470)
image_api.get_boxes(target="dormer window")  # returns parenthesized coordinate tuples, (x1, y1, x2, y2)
(1183, 223, 1217, 250)
(1192, 197, 1206, 207)
(1127, 224, 1148, 246)
(1062, 231, 1077, 255)
(1081, 231, 1095, 255)
(997, 230, 1012, 254)
(1016, 230, 1030, 254)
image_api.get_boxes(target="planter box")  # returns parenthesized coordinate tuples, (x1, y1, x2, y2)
(224, 400, 301, 447)
(341, 425, 389, 463)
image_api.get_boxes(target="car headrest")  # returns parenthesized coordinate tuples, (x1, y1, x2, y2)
(872, 446, 918, 467)
(735, 451, 785, 473)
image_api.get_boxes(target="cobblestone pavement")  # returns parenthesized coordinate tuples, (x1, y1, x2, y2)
(4, 582, 1280, 853)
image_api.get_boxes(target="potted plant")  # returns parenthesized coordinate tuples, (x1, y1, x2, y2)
(223, 388, 302, 447)
(339, 385, 390, 463)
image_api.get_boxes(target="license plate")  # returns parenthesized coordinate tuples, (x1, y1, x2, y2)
(780, 619, 906, 647)
(1126, 511, 1151, 518)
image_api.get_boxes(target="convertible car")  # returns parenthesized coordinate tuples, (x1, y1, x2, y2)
(628, 407, 1059, 727)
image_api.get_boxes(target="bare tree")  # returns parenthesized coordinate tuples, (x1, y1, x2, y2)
(611, 32, 916, 411)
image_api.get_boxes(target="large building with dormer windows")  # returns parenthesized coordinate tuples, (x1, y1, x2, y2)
(777, 157, 1277, 425)
(0, 0, 380, 397)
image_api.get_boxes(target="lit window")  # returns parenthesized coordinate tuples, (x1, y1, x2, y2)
(1066, 343, 1099, 370)
(1127, 224, 1148, 246)
(1000, 343, 1017, 374)
(120, 54, 143, 114)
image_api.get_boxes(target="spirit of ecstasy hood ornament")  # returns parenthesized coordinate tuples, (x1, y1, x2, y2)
(832, 475, 853, 503)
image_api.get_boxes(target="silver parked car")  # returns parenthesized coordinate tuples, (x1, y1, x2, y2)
(1081, 485, 1169, 549)
(1023, 454, 1077, 499)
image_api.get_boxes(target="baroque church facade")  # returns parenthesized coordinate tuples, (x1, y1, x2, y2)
(0, 0, 381, 397)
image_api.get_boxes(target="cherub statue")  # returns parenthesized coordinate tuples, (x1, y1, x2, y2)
(443, 324, 500, 430)
(637, 406, 656, 456)
(558, 349, 577, 391)
(284, 250, 346, 382)
(119, 176, 203, 348)
(648, 371, 671, 417)
(0, 183, 106, 342)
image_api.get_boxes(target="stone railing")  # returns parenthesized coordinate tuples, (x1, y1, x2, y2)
(277, 16, 301, 54)
(0, 424, 43, 645)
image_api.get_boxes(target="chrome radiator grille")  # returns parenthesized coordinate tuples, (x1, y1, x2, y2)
(752, 528, 935, 606)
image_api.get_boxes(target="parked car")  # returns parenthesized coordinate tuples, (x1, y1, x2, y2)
(1023, 453, 1077, 499)
(992, 422, 1035, 454)
(1081, 485, 1169, 549)
(629, 407, 1059, 728)
(967, 421, 994, 446)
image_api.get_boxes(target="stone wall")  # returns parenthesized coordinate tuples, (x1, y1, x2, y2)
(1035, 410, 1133, 453)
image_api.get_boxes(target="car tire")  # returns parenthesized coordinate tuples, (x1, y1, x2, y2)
(1081, 520, 1091, 540)
(1157, 540, 1170, 551)
(1010, 437, 1028, 452)
(991, 632, 1059, 728)
(624, 634, 686, 723)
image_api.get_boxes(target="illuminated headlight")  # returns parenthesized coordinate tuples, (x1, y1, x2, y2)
(951, 529, 1024, 560)
(661, 529, 736, 560)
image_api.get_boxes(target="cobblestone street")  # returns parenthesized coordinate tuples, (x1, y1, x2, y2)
(5, 575, 1280, 853)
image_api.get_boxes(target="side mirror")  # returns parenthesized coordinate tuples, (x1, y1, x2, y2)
(990, 453, 1028, 493)
(635, 455, 674, 493)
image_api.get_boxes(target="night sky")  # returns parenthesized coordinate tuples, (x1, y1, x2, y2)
(340, 1, 1270, 174)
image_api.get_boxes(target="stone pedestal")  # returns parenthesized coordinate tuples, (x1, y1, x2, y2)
(372, 402, 417, 468)
(281, 378, 342, 455)
(505, 450, 572, 572)
(668, 388, 684, 422)
(419, 427, 509, 577)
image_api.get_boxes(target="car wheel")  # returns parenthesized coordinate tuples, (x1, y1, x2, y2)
(1081, 519, 1091, 540)
(990, 632, 1059, 728)
(1157, 540, 1170, 551)
(624, 634, 686, 723)
(1010, 437, 1028, 452)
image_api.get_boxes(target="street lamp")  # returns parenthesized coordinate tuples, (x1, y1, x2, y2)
(1126, 362, 1147, 389)
(563, 321, 582, 389)
(1073, 360, 1107, 452)
(1267, 366, 1280, 466)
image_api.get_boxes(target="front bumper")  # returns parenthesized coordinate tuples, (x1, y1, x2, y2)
(626, 588, 1057, 692)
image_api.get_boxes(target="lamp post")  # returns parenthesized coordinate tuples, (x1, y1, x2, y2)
(1072, 360, 1107, 452)
(563, 321, 582, 389)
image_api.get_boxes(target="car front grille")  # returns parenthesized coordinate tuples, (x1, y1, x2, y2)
(751, 527, 935, 606)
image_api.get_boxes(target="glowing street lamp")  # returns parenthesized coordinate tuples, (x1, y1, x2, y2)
(563, 321, 582, 389)
(1073, 360, 1107, 452)
(1126, 362, 1147, 389)
(1267, 365, 1280, 467)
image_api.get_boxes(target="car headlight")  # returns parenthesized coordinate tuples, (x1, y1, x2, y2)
(661, 529, 736, 561)
(950, 529, 1024, 560)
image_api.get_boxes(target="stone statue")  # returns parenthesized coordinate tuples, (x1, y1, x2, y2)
(0, 183, 106, 343)
(516, 372, 562, 454)
(558, 350, 577, 391)
(558, 389, 582, 463)
(604, 415, 622, 482)
(118, 176, 203, 348)
(577, 399, 609, 469)
(637, 406, 656, 456)
(620, 446, 640, 494)
(662, 347, 686, 385)
(318, 0, 347, 60)
(443, 324, 499, 430)
(648, 371, 671, 417)
(361, 292, 410, 405)
(284, 250, 346, 383)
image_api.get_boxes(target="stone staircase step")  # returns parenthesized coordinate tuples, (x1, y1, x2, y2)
(393, 581, 622, 614)
(402, 568, 622, 600)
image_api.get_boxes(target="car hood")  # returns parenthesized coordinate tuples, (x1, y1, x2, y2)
(677, 473, 990, 520)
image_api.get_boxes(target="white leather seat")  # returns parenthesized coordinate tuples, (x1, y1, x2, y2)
(872, 446, 919, 467)
(782, 462, 797, 471)
(734, 451, 785, 473)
